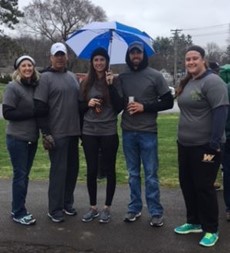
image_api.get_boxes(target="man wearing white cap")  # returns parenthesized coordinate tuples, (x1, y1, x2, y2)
(34, 42, 81, 223)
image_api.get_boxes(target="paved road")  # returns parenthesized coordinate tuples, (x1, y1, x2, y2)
(0, 179, 229, 253)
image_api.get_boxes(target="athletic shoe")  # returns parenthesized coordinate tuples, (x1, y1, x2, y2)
(11, 211, 31, 217)
(63, 207, 77, 216)
(99, 208, 111, 224)
(214, 182, 222, 191)
(199, 232, 219, 247)
(13, 214, 36, 225)
(123, 212, 141, 222)
(174, 223, 202, 234)
(150, 216, 164, 227)
(48, 212, 64, 223)
(82, 208, 99, 222)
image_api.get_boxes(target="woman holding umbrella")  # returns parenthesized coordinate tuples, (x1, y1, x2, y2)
(80, 48, 122, 223)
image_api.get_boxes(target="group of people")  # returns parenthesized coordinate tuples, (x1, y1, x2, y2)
(2, 40, 230, 248)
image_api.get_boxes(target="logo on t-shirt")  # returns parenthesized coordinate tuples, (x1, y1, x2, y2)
(191, 91, 202, 101)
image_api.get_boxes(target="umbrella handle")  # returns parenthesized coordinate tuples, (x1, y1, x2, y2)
(108, 30, 113, 70)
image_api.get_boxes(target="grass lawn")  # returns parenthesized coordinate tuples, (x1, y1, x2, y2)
(0, 83, 6, 103)
(0, 114, 180, 187)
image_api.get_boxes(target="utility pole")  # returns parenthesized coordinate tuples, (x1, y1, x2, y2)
(171, 29, 182, 87)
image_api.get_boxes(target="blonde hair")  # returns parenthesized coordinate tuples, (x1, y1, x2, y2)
(11, 68, 40, 83)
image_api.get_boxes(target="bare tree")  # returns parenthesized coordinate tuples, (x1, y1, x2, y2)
(205, 42, 223, 62)
(22, 0, 107, 42)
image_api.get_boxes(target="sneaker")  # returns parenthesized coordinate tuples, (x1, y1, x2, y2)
(226, 211, 230, 221)
(150, 216, 164, 227)
(11, 211, 31, 217)
(48, 212, 64, 223)
(214, 182, 222, 191)
(63, 207, 77, 216)
(123, 212, 141, 222)
(13, 214, 36, 225)
(82, 208, 99, 222)
(199, 232, 219, 247)
(99, 208, 111, 224)
(174, 223, 203, 234)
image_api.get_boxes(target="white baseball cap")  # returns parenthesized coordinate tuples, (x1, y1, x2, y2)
(50, 42, 67, 55)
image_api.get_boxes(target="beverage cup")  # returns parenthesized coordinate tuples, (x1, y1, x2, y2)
(128, 96, 134, 103)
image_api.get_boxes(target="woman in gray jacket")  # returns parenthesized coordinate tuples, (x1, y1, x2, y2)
(3, 55, 39, 225)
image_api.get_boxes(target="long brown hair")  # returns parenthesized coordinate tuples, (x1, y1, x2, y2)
(175, 73, 192, 97)
(81, 57, 110, 103)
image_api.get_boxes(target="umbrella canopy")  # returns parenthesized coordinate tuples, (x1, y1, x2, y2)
(66, 21, 155, 64)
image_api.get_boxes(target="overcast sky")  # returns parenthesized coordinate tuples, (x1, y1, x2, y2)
(18, 0, 230, 48)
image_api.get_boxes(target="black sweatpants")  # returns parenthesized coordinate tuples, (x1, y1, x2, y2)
(178, 142, 221, 233)
(48, 136, 79, 215)
(82, 134, 119, 206)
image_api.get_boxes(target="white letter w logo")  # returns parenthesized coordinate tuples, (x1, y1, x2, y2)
(202, 154, 215, 162)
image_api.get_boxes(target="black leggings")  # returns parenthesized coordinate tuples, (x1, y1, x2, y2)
(82, 134, 119, 206)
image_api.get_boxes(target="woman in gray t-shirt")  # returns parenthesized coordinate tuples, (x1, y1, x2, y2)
(80, 48, 122, 224)
(3, 55, 40, 226)
(174, 45, 229, 247)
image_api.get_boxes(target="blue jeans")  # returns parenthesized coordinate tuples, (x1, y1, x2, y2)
(6, 135, 38, 218)
(222, 140, 230, 211)
(122, 130, 163, 217)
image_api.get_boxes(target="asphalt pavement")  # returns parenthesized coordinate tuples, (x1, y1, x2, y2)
(0, 179, 229, 253)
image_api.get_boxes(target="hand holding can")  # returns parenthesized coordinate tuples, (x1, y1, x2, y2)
(128, 96, 135, 115)
(128, 96, 134, 103)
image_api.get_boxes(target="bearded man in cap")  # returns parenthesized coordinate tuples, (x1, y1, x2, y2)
(34, 42, 81, 223)
(117, 41, 174, 226)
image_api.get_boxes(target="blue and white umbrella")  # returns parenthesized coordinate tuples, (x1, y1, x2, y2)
(66, 21, 155, 64)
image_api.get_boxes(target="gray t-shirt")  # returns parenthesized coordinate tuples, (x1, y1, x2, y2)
(80, 80, 118, 136)
(34, 71, 81, 138)
(177, 73, 229, 146)
(119, 67, 170, 132)
(3, 81, 39, 142)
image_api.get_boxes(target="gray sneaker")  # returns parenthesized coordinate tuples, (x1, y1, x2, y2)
(150, 216, 164, 227)
(13, 214, 36, 225)
(63, 207, 77, 216)
(99, 208, 111, 223)
(82, 208, 99, 222)
(48, 212, 64, 223)
(123, 212, 141, 222)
